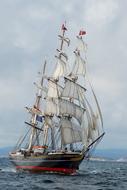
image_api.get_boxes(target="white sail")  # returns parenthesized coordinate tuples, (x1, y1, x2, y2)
(53, 57, 69, 79)
(47, 80, 63, 98)
(59, 99, 85, 123)
(62, 78, 86, 101)
(86, 108, 100, 144)
(45, 98, 84, 122)
(77, 36, 87, 52)
(61, 118, 82, 145)
(45, 98, 59, 116)
(79, 91, 100, 134)
(79, 95, 99, 145)
(45, 79, 63, 115)
(71, 54, 86, 76)
(81, 113, 89, 147)
(90, 82, 103, 128)
(79, 106, 93, 146)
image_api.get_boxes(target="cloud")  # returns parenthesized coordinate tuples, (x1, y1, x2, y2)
(84, 0, 119, 26)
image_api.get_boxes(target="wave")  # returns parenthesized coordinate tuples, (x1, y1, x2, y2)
(0, 167, 16, 173)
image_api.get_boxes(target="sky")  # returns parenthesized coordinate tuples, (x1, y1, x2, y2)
(0, 0, 127, 149)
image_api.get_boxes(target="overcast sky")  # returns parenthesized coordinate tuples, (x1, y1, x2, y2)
(0, 0, 127, 149)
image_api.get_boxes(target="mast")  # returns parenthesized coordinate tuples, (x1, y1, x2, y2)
(57, 23, 71, 150)
(44, 23, 70, 150)
(60, 24, 66, 51)
(53, 23, 70, 80)
(27, 61, 47, 150)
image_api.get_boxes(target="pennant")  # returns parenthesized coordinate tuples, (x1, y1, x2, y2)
(79, 30, 86, 36)
(62, 24, 67, 31)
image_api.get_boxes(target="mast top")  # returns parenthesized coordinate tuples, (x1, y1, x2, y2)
(60, 22, 68, 51)
(61, 22, 67, 32)
(78, 29, 86, 39)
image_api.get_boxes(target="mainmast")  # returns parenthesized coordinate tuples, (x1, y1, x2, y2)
(42, 23, 70, 150)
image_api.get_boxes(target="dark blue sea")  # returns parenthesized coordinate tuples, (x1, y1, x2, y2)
(0, 157, 127, 190)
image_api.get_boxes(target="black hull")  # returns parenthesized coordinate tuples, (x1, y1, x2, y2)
(9, 153, 84, 174)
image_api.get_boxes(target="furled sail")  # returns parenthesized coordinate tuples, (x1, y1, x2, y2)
(61, 118, 82, 145)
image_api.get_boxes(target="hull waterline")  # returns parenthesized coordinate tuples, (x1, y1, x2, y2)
(9, 153, 84, 174)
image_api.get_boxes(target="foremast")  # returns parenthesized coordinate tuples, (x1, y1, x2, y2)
(26, 61, 46, 151)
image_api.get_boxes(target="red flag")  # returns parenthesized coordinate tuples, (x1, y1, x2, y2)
(62, 24, 67, 31)
(79, 30, 86, 36)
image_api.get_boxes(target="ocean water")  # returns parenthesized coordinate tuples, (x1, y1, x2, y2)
(0, 157, 127, 190)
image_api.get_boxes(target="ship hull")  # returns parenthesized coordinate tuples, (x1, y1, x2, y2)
(9, 153, 84, 174)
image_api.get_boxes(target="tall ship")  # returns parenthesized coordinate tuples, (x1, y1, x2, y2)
(9, 24, 105, 174)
